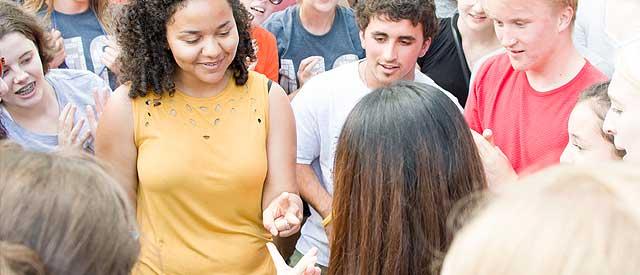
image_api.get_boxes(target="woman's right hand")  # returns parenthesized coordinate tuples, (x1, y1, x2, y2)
(57, 103, 91, 150)
(267, 243, 321, 275)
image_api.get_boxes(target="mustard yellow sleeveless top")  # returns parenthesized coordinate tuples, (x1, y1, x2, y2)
(132, 72, 275, 274)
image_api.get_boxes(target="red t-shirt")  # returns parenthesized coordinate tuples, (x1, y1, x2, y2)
(465, 53, 607, 174)
(251, 26, 279, 82)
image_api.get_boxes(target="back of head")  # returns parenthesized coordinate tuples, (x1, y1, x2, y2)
(0, 1, 53, 74)
(329, 81, 486, 275)
(0, 241, 45, 275)
(442, 162, 640, 275)
(355, 0, 438, 41)
(0, 142, 140, 275)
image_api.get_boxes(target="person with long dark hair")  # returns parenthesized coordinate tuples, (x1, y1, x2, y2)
(329, 81, 487, 275)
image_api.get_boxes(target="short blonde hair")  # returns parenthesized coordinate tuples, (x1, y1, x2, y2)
(0, 141, 139, 275)
(442, 162, 640, 275)
(613, 41, 640, 93)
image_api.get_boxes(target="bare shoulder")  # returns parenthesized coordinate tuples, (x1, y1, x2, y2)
(97, 84, 135, 144)
(268, 82, 289, 106)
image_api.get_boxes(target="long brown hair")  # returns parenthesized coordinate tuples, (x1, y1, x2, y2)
(0, 1, 54, 74)
(22, 0, 114, 34)
(0, 142, 139, 275)
(329, 81, 486, 275)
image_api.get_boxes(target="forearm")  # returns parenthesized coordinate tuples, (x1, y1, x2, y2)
(262, 84, 298, 210)
(297, 164, 332, 218)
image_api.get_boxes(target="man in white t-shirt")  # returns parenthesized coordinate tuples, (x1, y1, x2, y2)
(289, 0, 461, 271)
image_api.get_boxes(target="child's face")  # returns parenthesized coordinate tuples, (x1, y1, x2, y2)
(0, 32, 48, 109)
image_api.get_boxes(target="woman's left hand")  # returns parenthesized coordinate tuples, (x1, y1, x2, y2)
(263, 192, 303, 237)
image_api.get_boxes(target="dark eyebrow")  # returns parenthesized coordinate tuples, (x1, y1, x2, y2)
(19, 51, 33, 60)
(179, 21, 232, 35)
(509, 18, 530, 23)
(179, 30, 200, 35)
(371, 31, 389, 37)
(217, 21, 232, 30)
(398, 36, 416, 41)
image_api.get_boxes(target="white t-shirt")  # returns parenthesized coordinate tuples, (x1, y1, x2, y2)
(291, 59, 460, 266)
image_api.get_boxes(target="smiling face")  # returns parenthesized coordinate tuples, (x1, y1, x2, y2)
(0, 32, 47, 110)
(240, 0, 278, 25)
(458, 0, 493, 32)
(560, 101, 622, 164)
(360, 15, 430, 88)
(301, 0, 340, 14)
(483, 0, 572, 72)
(166, 0, 239, 90)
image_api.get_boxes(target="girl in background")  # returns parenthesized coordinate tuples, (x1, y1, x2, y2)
(23, 0, 121, 89)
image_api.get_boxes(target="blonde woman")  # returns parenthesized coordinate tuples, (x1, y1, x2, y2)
(22, 0, 120, 89)
(441, 162, 640, 275)
(603, 42, 640, 163)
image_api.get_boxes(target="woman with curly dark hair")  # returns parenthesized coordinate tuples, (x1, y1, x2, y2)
(96, 0, 309, 274)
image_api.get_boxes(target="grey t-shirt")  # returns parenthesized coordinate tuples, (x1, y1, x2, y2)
(46, 8, 118, 90)
(263, 5, 365, 93)
(0, 69, 109, 152)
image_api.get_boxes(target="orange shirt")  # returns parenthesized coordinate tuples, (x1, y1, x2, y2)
(251, 26, 279, 82)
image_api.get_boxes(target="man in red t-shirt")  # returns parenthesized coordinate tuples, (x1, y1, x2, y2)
(465, 0, 608, 174)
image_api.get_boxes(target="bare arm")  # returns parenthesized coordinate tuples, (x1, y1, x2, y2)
(95, 85, 138, 207)
(263, 83, 298, 208)
(296, 164, 332, 218)
(262, 83, 303, 237)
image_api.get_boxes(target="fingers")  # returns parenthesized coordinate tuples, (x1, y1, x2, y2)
(86, 105, 98, 138)
(263, 206, 279, 236)
(303, 266, 321, 275)
(264, 192, 304, 237)
(297, 56, 323, 86)
(58, 103, 73, 135)
(92, 87, 111, 115)
(48, 30, 66, 68)
(68, 117, 84, 144)
(266, 242, 288, 270)
(298, 56, 321, 72)
(292, 247, 319, 275)
(57, 104, 90, 149)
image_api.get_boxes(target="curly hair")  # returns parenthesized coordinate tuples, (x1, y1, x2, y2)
(355, 0, 439, 42)
(0, 1, 54, 74)
(115, 0, 255, 98)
